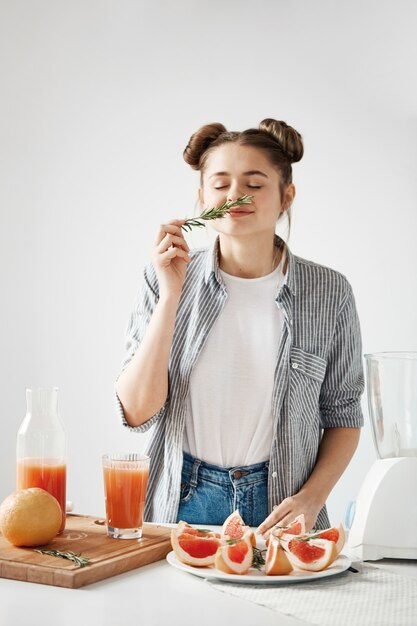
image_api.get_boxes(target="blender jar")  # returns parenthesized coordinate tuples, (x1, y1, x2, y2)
(365, 352, 417, 459)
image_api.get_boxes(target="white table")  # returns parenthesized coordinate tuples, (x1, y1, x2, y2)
(1, 525, 416, 626)
(0, 558, 307, 626)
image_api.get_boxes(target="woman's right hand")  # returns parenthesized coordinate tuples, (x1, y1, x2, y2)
(152, 219, 191, 300)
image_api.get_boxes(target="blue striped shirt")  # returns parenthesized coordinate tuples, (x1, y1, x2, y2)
(116, 235, 364, 529)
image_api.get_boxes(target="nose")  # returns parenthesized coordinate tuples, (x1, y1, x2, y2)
(227, 183, 243, 202)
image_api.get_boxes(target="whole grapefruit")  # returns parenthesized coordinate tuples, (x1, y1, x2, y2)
(0, 488, 62, 547)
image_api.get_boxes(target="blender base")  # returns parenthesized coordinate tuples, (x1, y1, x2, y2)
(348, 457, 417, 561)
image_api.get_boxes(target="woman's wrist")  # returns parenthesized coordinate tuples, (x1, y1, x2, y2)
(297, 481, 328, 509)
(298, 428, 361, 508)
(158, 291, 182, 308)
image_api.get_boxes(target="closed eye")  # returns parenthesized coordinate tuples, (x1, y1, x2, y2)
(214, 185, 261, 190)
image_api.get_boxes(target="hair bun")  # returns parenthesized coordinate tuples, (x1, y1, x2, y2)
(259, 118, 304, 163)
(183, 123, 227, 170)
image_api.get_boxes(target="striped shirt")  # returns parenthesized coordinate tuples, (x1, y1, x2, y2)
(116, 235, 364, 529)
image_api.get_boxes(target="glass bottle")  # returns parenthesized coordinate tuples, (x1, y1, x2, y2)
(16, 387, 67, 532)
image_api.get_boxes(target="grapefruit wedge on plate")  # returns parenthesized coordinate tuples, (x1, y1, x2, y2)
(313, 523, 345, 555)
(266, 513, 306, 546)
(171, 521, 221, 567)
(215, 536, 254, 575)
(282, 523, 345, 556)
(221, 509, 256, 547)
(175, 520, 220, 539)
(283, 537, 338, 572)
(264, 535, 293, 576)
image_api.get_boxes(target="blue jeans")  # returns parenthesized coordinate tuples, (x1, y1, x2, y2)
(176, 451, 269, 527)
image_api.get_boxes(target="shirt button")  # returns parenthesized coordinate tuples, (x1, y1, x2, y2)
(272, 471, 278, 479)
(292, 362, 299, 369)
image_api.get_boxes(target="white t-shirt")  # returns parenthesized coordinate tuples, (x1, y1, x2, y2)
(183, 262, 286, 468)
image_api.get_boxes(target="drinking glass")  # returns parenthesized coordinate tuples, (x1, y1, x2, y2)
(102, 453, 150, 539)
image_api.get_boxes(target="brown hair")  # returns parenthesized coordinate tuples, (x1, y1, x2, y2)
(183, 119, 304, 228)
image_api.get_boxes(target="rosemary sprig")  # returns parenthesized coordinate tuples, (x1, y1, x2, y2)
(224, 541, 266, 571)
(34, 548, 90, 568)
(252, 547, 266, 571)
(225, 538, 242, 546)
(295, 534, 320, 542)
(181, 195, 254, 232)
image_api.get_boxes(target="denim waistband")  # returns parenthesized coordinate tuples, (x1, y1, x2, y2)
(182, 451, 270, 487)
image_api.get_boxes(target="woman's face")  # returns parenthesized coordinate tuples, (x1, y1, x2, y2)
(199, 143, 294, 238)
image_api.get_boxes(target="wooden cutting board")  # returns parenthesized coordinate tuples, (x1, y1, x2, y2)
(0, 514, 172, 588)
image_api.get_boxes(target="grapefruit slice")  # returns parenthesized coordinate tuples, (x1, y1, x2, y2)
(222, 509, 245, 538)
(215, 536, 253, 575)
(265, 535, 293, 576)
(315, 523, 345, 555)
(266, 513, 306, 546)
(273, 513, 306, 537)
(221, 509, 256, 547)
(176, 520, 221, 539)
(171, 523, 221, 567)
(284, 523, 345, 555)
(283, 537, 338, 572)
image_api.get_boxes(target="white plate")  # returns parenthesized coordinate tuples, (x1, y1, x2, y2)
(166, 551, 352, 584)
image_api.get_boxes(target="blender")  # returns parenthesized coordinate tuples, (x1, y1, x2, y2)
(348, 352, 417, 560)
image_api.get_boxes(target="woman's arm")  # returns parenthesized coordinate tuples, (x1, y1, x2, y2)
(257, 427, 360, 535)
(299, 427, 360, 507)
(116, 219, 190, 427)
(258, 280, 364, 535)
(116, 293, 181, 427)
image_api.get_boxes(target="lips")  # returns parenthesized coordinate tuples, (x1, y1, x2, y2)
(228, 209, 254, 216)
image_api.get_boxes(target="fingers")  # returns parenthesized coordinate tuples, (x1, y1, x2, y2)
(155, 221, 186, 246)
(276, 511, 299, 528)
(159, 246, 190, 265)
(256, 510, 287, 538)
(157, 232, 190, 255)
(154, 221, 190, 269)
(256, 499, 293, 538)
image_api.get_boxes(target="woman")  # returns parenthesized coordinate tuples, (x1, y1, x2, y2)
(115, 118, 364, 533)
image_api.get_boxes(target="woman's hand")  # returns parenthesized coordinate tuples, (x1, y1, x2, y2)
(152, 219, 191, 300)
(256, 491, 324, 538)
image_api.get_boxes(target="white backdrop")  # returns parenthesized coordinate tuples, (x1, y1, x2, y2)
(1, 0, 416, 524)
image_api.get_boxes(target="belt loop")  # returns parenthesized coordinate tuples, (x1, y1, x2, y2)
(190, 458, 201, 488)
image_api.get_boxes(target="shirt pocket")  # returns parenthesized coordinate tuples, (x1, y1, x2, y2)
(289, 347, 327, 426)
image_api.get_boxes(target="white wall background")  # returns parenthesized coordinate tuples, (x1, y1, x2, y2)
(1, 0, 416, 524)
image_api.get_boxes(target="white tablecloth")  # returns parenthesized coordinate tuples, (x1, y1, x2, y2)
(209, 560, 417, 626)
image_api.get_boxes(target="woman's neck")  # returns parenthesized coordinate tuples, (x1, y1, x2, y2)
(218, 233, 281, 279)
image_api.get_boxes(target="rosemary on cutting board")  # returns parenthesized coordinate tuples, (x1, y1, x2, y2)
(181, 195, 253, 232)
(34, 548, 90, 568)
